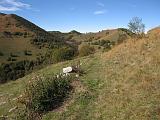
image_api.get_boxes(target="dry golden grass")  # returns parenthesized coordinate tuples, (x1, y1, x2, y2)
(89, 33, 160, 119)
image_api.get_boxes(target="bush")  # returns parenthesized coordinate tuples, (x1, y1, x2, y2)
(78, 44, 95, 57)
(52, 47, 76, 62)
(19, 75, 73, 115)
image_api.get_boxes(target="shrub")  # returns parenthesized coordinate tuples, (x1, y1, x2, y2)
(19, 75, 73, 115)
(78, 44, 95, 57)
(52, 47, 76, 62)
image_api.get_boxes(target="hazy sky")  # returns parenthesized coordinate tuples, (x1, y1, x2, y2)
(0, 0, 159, 32)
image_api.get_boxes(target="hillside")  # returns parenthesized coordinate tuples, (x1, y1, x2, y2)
(0, 13, 74, 83)
(49, 28, 135, 50)
(147, 27, 160, 36)
(0, 28, 160, 119)
(58, 28, 133, 42)
(0, 13, 65, 63)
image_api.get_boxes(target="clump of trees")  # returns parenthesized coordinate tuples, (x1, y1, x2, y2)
(78, 44, 95, 57)
(0, 60, 34, 83)
(0, 45, 77, 83)
(51, 46, 77, 63)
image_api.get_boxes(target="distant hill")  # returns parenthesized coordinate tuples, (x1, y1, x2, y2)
(49, 30, 82, 44)
(73, 28, 134, 43)
(50, 28, 134, 45)
(0, 13, 74, 83)
(147, 27, 160, 36)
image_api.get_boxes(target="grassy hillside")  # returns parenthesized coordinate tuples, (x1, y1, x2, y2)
(0, 13, 65, 63)
(0, 13, 76, 82)
(0, 30, 160, 119)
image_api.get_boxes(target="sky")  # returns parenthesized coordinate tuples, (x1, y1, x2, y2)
(0, 0, 159, 32)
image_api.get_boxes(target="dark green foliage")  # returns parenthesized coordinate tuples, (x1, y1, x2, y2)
(52, 46, 77, 62)
(20, 75, 72, 114)
(78, 44, 95, 57)
(0, 45, 77, 83)
(0, 60, 36, 83)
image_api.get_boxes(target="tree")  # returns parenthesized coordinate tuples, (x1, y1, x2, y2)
(128, 17, 145, 35)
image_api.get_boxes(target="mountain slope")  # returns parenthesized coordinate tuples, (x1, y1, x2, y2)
(0, 13, 64, 63)
(0, 28, 160, 119)
(0, 13, 71, 83)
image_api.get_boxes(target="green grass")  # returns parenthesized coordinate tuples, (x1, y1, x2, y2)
(0, 35, 160, 120)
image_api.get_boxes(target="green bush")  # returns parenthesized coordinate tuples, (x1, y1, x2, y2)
(52, 47, 76, 62)
(20, 75, 73, 114)
(78, 44, 95, 57)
